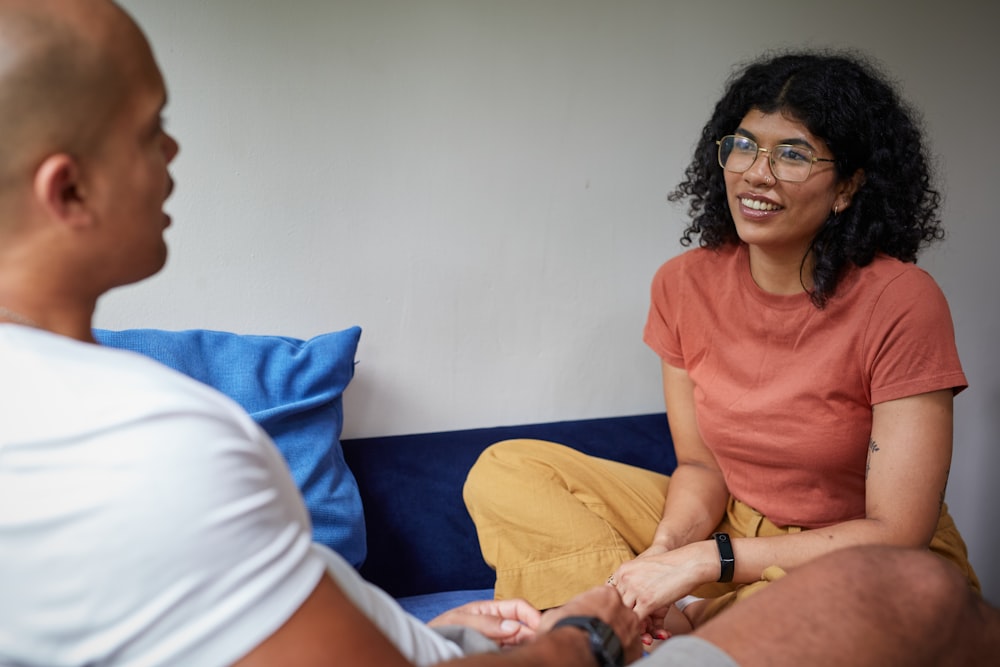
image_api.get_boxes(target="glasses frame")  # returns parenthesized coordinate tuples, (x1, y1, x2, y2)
(716, 135, 835, 183)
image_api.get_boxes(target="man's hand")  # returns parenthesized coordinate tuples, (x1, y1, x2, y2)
(429, 598, 541, 646)
(540, 584, 644, 664)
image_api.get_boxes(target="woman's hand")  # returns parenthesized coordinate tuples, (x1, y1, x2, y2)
(634, 542, 669, 560)
(639, 604, 694, 646)
(610, 540, 716, 620)
(428, 598, 541, 646)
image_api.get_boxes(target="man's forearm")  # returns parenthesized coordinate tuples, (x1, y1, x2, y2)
(443, 627, 598, 667)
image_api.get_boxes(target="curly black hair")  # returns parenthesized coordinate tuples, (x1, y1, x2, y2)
(669, 49, 944, 307)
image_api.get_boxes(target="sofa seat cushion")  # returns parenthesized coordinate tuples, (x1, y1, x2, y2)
(342, 413, 675, 598)
(397, 588, 496, 623)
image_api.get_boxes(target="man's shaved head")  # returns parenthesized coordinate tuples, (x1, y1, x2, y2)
(0, 0, 150, 197)
(0, 0, 174, 338)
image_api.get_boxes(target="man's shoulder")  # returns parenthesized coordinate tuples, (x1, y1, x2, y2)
(0, 327, 322, 666)
(0, 326, 257, 445)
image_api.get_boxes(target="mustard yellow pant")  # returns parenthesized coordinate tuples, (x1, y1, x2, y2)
(463, 439, 981, 614)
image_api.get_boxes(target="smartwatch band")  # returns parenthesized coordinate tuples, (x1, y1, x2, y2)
(713, 532, 735, 583)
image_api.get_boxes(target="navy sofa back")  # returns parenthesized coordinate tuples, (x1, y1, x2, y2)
(342, 412, 676, 598)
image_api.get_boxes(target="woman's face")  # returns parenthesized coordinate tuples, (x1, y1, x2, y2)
(723, 109, 857, 263)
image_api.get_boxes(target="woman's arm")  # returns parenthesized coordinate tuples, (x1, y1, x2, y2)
(719, 388, 954, 580)
(615, 388, 956, 619)
(864, 388, 953, 545)
(643, 360, 729, 553)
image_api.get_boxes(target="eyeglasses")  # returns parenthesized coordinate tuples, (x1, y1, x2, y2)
(716, 135, 835, 183)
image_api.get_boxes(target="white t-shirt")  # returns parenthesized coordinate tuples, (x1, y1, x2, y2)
(0, 325, 461, 667)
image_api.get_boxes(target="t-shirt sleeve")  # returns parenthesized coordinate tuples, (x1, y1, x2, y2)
(122, 409, 328, 666)
(643, 257, 686, 368)
(865, 267, 968, 405)
(1, 401, 326, 667)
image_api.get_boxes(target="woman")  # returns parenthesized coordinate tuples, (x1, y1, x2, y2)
(462, 49, 980, 630)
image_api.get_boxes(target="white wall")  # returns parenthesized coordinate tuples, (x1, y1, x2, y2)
(109, 0, 1000, 604)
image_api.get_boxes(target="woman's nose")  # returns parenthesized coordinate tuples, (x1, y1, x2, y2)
(743, 148, 775, 186)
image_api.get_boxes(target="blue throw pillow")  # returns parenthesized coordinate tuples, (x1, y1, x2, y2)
(93, 326, 366, 568)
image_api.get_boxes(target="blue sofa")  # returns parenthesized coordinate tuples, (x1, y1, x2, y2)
(343, 412, 677, 620)
(93, 326, 677, 622)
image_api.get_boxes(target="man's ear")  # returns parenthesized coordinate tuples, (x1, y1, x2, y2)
(32, 153, 93, 228)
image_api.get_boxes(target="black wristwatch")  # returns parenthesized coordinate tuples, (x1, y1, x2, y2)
(552, 615, 624, 667)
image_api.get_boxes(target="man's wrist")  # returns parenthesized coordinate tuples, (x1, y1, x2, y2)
(551, 616, 624, 667)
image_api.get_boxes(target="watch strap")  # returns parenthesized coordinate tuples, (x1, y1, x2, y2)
(552, 615, 624, 667)
(713, 532, 735, 583)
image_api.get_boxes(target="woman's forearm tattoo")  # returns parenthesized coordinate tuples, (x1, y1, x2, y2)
(866, 438, 880, 479)
(939, 469, 949, 513)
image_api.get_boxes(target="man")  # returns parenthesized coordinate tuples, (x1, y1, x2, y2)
(0, 1, 997, 665)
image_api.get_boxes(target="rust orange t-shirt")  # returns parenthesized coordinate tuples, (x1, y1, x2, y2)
(643, 243, 967, 528)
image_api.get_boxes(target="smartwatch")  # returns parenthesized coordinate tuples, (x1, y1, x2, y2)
(713, 532, 735, 583)
(551, 615, 624, 667)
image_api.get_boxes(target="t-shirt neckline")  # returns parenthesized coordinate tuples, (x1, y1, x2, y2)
(736, 243, 814, 311)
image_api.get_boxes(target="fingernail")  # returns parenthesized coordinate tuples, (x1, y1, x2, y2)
(500, 620, 521, 633)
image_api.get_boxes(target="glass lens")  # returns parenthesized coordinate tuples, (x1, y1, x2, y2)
(771, 145, 814, 182)
(718, 135, 758, 173)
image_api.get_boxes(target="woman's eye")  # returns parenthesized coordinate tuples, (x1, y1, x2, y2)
(777, 146, 811, 163)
